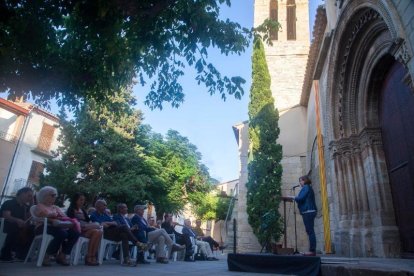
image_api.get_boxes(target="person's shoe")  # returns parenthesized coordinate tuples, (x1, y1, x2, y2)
(218, 245, 227, 250)
(0, 256, 13, 263)
(85, 256, 99, 266)
(137, 259, 151, 264)
(42, 254, 52, 267)
(206, 257, 218, 261)
(122, 258, 137, 266)
(156, 257, 169, 264)
(172, 243, 185, 252)
(56, 255, 70, 266)
(184, 256, 195, 262)
(136, 241, 149, 251)
(303, 251, 316, 256)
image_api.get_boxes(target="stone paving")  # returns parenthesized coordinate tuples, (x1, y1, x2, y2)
(1, 253, 414, 276)
(0, 253, 275, 276)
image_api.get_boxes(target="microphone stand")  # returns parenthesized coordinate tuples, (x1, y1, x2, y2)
(292, 186, 300, 255)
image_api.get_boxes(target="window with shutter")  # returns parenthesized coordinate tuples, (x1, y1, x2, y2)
(287, 0, 296, 40)
(269, 0, 278, 40)
(28, 161, 45, 185)
(37, 123, 55, 152)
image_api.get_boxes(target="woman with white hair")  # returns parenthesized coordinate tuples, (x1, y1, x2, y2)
(33, 186, 80, 266)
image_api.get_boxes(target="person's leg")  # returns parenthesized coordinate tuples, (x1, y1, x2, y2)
(179, 233, 193, 257)
(197, 240, 213, 258)
(302, 213, 316, 252)
(202, 236, 218, 251)
(61, 228, 80, 255)
(155, 235, 167, 260)
(118, 228, 131, 260)
(90, 229, 103, 261)
(44, 226, 67, 255)
(15, 225, 35, 260)
(84, 229, 102, 264)
(1, 222, 19, 260)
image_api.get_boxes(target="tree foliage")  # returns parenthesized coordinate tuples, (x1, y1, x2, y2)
(246, 38, 283, 248)
(41, 89, 214, 213)
(40, 88, 152, 210)
(136, 126, 215, 217)
(1, 0, 251, 109)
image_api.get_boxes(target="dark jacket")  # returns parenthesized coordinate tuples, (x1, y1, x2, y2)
(294, 184, 317, 215)
(181, 226, 196, 238)
(131, 214, 152, 242)
(112, 213, 133, 227)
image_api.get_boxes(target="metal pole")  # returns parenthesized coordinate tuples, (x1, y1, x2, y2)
(233, 218, 237, 254)
(293, 189, 299, 254)
(283, 200, 287, 248)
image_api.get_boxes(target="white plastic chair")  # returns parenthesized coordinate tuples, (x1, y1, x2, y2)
(98, 237, 123, 265)
(70, 236, 90, 265)
(24, 213, 54, 267)
(0, 218, 7, 253)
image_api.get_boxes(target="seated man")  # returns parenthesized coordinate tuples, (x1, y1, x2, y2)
(193, 219, 223, 251)
(112, 203, 147, 263)
(90, 200, 145, 266)
(0, 187, 34, 262)
(182, 219, 218, 261)
(161, 213, 194, 261)
(131, 205, 184, 264)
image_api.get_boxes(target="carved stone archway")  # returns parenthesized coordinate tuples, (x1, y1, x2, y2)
(325, 1, 413, 257)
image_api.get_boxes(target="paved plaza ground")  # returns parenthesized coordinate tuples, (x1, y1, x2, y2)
(1, 253, 414, 276)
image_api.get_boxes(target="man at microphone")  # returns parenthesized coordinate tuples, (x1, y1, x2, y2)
(288, 175, 317, 256)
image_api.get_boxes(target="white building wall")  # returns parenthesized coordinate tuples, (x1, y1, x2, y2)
(4, 111, 61, 197)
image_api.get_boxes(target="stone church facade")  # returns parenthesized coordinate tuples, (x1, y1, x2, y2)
(301, 0, 414, 258)
(234, 0, 414, 258)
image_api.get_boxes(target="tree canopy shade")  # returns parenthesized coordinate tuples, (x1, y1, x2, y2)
(0, 0, 251, 109)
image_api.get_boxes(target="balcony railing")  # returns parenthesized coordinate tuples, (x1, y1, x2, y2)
(0, 130, 18, 144)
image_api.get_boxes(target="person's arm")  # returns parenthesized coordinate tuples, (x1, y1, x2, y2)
(2, 210, 25, 227)
(294, 185, 310, 203)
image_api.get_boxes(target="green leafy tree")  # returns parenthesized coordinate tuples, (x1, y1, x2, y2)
(136, 126, 214, 218)
(246, 38, 283, 248)
(1, 0, 251, 109)
(40, 88, 155, 210)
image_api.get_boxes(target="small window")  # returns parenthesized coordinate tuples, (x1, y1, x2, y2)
(37, 123, 55, 152)
(287, 0, 296, 40)
(28, 161, 45, 185)
(269, 0, 278, 40)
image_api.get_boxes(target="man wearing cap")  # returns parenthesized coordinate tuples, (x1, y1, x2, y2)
(131, 204, 185, 264)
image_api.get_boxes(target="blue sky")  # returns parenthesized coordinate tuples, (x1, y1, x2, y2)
(134, 0, 323, 182)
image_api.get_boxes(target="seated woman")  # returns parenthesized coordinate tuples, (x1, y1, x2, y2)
(66, 193, 102, 266)
(33, 186, 80, 266)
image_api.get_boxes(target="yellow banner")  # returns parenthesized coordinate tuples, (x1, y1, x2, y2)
(313, 80, 332, 253)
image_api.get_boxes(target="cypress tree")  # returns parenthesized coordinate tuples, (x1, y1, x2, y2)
(246, 38, 283, 249)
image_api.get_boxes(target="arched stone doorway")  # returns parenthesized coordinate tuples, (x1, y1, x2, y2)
(326, 1, 413, 257)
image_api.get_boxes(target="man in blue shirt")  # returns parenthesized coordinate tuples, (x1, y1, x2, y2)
(90, 200, 145, 266)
